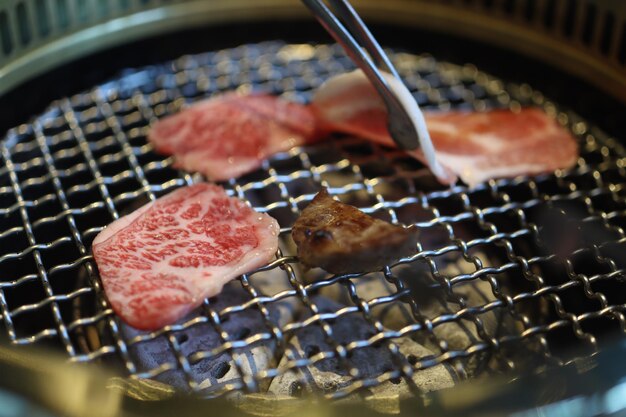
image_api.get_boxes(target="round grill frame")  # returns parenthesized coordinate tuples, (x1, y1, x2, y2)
(0, 0, 625, 102)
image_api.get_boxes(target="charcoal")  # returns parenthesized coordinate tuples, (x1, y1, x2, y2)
(267, 297, 456, 398)
(122, 282, 291, 393)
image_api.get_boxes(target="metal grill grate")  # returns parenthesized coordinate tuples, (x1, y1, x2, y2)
(1, 41, 626, 400)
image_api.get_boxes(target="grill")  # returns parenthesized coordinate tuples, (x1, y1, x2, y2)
(3, 39, 626, 404)
(1, 0, 626, 414)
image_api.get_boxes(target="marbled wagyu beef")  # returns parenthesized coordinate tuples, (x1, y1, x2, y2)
(92, 183, 279, 330)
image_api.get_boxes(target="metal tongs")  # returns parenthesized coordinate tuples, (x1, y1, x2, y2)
(301, 0, 428, 151)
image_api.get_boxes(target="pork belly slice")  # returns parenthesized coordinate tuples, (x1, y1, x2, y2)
(292, 188, 418, 274)
(311, 70, 579, 187)
(92, 183, 279, 330)
(148, 93, 318, 181)
(424, 109, 579, 186)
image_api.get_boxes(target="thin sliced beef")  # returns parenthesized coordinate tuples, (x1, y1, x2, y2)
(292, 188, 418, 274)
(311, 70, 454, 184)
(148, 93, 318, 181)
(92, 183, 279, 330)
(425, 109, 579, 186)
(311, 70, 579, 187)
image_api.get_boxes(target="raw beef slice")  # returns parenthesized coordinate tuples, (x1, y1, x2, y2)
(311, 69, 456, 184)
(424, 109, 579, 186)
(311, 70, 578, 187)
(148, 93, 318, 181)
(92, 183, 279, 330)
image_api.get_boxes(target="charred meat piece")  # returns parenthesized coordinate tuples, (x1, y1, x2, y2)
(292, 188, 419, 274)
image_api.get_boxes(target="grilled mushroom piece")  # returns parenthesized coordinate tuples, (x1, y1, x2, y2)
(292, 188, 419, 274)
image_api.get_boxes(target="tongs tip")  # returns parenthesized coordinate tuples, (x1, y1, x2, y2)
(302, 0, 423, 151)
(304, 0, 453, 183)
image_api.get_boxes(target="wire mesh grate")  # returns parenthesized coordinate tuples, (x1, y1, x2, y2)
(1, 41, 626, 400)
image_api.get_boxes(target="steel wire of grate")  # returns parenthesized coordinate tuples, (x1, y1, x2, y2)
(1, 41, 626, 399)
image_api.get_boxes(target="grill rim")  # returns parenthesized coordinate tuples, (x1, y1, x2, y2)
(0, 0, 625, 104)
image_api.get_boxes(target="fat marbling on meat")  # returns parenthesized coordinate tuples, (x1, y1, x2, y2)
(292, 188, 419, 274)
(148, 93, 318, 181)
(311, 70, 579, 187)
(92, 183, 279, 330)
